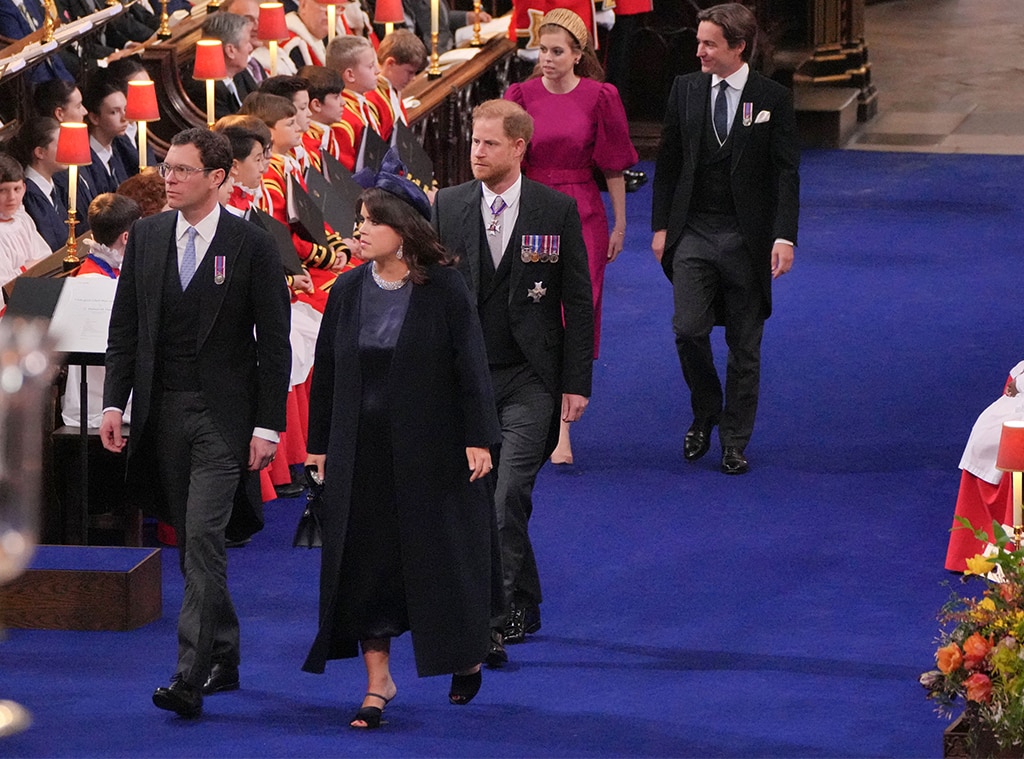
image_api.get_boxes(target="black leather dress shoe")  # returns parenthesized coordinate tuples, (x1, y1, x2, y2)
(683, 420, 715, 461)
(720, 446, 749, 475)
(153, 678, 203, 717)
(485, 628, 507, 668)
(503, 603, 526, 644)
(202, 663, 240, 695)
(624, 169, 647, 193)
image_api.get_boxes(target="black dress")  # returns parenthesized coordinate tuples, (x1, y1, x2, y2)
(333, 267, 413, 642)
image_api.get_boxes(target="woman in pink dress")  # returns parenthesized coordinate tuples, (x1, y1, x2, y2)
(504, 7, 637, 464)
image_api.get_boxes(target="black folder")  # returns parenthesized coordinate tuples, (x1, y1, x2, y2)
(306, 168, 360, 238)
(360, 127, 389, 173)
(393, 121, 436, 191)
(288, 176, 330, 249)
(321, 150, 354, 185)
(5, 277, 65, 318)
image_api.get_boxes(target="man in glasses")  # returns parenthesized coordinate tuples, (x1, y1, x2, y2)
(100, 127, 291, 718)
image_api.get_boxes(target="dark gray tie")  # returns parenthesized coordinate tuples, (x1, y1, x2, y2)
(713, 80, 730, 143)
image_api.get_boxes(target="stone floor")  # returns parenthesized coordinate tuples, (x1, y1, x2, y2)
(850, 0, 1024, 154)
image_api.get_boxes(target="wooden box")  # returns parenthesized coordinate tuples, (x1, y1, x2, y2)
(0, 545, 161, 631)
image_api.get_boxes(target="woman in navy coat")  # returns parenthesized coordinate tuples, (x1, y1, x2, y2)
(302, 154, 501, 729)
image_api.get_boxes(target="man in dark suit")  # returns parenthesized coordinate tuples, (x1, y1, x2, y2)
(99, 127, 291, 718)
(651, 2, 799, 476)
(432, 99, 593, 666)
(185, 12, 260, 122)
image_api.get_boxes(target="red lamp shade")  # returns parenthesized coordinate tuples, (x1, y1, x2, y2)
(374, 0, 403, 24)
(55, 123, 91, 166)
(996, 421, 1024, 472)
(257, 3, 288, 41)
(125, 80, 160, 122)
(193, 39, 228, 80)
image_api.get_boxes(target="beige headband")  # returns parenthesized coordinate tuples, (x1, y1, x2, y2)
(540, 8, 589, 50)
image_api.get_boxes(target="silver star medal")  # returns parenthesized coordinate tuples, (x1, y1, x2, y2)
(527, 282, 547, 303)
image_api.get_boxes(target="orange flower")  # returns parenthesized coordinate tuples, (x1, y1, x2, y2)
(963, 633, 993, 669)
(964, 672, 993, 703)
(936, 642, 963, 674)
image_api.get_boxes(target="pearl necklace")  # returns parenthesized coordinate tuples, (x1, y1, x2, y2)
(371, 261, 411, 291)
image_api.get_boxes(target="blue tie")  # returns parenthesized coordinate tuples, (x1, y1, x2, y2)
(180, 227, 198, 290)
(713, 80, 730, 143)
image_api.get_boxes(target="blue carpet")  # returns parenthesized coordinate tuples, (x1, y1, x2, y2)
(3, 149, 1024, 757)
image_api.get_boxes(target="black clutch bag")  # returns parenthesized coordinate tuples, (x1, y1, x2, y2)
(293, 465, 325, 549)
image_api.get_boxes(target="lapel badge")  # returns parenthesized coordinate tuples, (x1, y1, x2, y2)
(742, 101, 753, 127)
(214, 255, 226, 285)
(527, 281, 547, 303)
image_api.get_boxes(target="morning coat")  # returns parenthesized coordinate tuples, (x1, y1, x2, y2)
(102, 207, 292, 538)
(651, 69, 800, 318)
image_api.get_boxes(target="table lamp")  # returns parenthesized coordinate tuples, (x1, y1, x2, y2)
(125, 80, 160, 170)
(374, 0, 402, 36)
(193, 39, 227, 126)
(55, 122, 91, 267)
(257, 3, 288, 76)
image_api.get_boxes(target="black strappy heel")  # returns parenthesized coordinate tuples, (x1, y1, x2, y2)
(350, 692, 392, 729)
(448, 670, 482, 705)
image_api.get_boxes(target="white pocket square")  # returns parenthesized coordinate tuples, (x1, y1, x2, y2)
(755, 110, 771, 124)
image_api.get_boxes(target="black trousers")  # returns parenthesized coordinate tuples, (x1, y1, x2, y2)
(489, 363, 555, 626)
(670, 216, 765, 450)
(155, 391, 246, 687)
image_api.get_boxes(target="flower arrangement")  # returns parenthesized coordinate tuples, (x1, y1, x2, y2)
(921, 517, 1024, 749)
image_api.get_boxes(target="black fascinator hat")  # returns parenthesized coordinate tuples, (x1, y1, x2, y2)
(352, 147, 432, 221)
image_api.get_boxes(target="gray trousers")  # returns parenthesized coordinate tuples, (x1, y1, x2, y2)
(671, 216, 765, 450)
(156, 391, 244, 687)
(489, 363, 555, 627)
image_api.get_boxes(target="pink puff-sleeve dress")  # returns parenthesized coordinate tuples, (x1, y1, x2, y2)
(505, 76, 638, 358)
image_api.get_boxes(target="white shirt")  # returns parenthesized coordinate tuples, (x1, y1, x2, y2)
(174, 204, 220, 271)
(480, 173, 523, 262)
(90, 135, 114, 174)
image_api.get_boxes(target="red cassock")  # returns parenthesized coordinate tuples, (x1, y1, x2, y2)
(330, 89, 385, 171)
(259, 154, 340, 290)
(304, 121, 341, 165)
(945, 472, 1013, 572)
(366, 81, 398, 143)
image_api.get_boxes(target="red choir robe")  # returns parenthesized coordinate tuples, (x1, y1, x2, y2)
(304, 121, 341, 164)
(330, 89, 383, 172)
(259, 153, 339, 313)
(366, 79, 403, 143)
